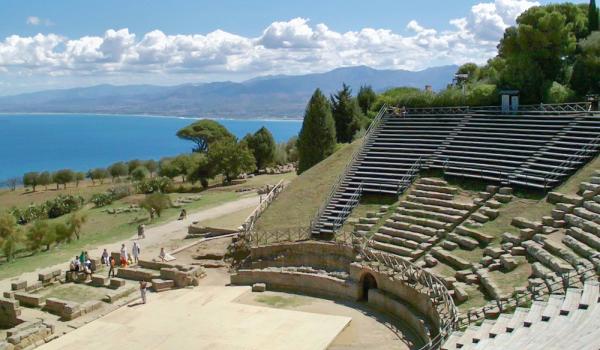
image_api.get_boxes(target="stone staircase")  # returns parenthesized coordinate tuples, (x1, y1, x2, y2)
(369, 178, 476, 260)
(442, 280, 600, 349)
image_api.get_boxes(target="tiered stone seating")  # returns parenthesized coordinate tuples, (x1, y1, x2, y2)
(431, 114, 577, 187)
(313, 108, 600, 235)
(369, 178, 475, 260)
(442, 280, 600, 349)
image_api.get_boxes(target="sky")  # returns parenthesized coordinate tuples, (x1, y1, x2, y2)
(0, 0, 589, 95)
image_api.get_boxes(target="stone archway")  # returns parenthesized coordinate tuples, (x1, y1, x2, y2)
(359, 272, 378, 301)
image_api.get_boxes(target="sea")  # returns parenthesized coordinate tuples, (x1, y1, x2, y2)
(0, 114, 303, 182)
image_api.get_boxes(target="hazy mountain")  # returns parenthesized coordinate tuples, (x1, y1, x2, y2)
(0, 65, 458, 119)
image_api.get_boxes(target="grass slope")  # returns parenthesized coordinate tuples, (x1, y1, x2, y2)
(254, 141, 359, 233)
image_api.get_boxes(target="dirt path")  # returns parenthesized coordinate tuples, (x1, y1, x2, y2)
(0, 195, 259, 290)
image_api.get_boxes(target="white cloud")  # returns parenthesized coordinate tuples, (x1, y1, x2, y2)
(3, 0, 538, 87)
(25, 16, 54, 27)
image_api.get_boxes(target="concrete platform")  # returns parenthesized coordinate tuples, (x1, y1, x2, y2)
(38, 286, 351, 350)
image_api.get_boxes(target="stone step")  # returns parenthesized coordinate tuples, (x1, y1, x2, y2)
(446, 233, 479, 250)
(373, 232, 420, 249)
(541, 294, 564, 321)
(384, 219, 438, 236)
(414, 183, 458, 195)
(566, 227, 600, 251)
(396, 208, 463, 224)
(522, 241, 574, 274)
(378, 226, 431, 243)
(418, 178, 449, 187)
(562, 235, 596, 259)
(430, 247, 471, 270)
(565, 213, 600, 236)
(406, 194, 475, 211)
(401, 200, 468, 217)
(533, 235, 586, 268)
(391, 214, 450, 230)
(411, 189, 455, 201)
(579, 280, 599, 309)
(151, 278, 174, 292)
(456, 226, 494, 245)
(523, 301, 546, 327)
(560, 288, 582, 315)
(370, 240, 420, 259)
(506, 308, 529, 332)
(583, 200, 600, 215)
(573, 207, 600, 224)
(359, 217, 379, 225)
(488, 314, 511, 338)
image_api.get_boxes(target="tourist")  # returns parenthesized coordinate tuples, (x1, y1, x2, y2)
(79, 251, 86, 266)
(137, 224, 145, 239)
(132, 242, 141, 264)
(150, 207, 156, 220)
(83, 258, 93, 275)
(108, 256, 116, 278)
(178, 209, 187, 220)
(101, 249, 109, 266)
(139, 280, 148, 304)
(159, 247, 166, 262)
(120, 244, 128, 267)
(70, 256, 81, 272)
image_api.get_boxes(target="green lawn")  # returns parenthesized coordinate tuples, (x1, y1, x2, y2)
(41, 283, 108, 303)
(254, 141, 359, 234)
(0, 173, 292, 280)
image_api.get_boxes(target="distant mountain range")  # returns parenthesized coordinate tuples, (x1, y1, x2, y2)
(0, 65, 458, 119)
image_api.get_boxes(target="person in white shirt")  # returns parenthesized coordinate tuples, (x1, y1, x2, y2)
(132, 242, 141, 264)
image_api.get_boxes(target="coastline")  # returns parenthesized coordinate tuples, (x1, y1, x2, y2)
(0, 112, 304, 122)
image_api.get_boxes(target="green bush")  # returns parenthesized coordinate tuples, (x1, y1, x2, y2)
(46, 195, 84, 219)
(545, 81, 575, 103)
(90, 193, 114, 207)
(135, 177, 173, 194)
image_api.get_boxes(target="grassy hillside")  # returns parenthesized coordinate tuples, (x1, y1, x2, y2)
(254, 141, 359, 234)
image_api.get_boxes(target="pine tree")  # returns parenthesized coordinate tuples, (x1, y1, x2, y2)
(590, 0, 599, 33)
(357, 85, 377, 114)
(331, 84, 363, 143)
(297, 89, 337, 174)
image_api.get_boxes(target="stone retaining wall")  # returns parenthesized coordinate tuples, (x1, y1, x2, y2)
(231, 270, 359, 300)
(116, 268, 161, 282)
(0, 297, 21, 328)
(248, 241, 355, 272)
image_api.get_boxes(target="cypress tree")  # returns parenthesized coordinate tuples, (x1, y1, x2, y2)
(590, 0, 599, 33)
(297, 89, 337, 174)
(331, 84, 363, 143)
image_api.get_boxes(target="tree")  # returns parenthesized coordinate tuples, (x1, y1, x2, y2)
(131, 166, 150, 181)
(23, 172, 40, 192)
(571, 32, 600, 96)
(297, 89, 337, 174)
(497, 4, 587, 102)
(457, 63, 481, 82)
(74, 172, 85, 187)
(0, 212, 23, 261)
(87, 168, 109, 185)
(590, 0, 599, 33)
(38, 172, 51, 190)
(158, 158, 180, 179)
(66, 211, 87, 240)
(52, 222, 72, 244)
(176, 119, 235, 153)
(172, 154, 195, 182)
(245, 127, 276, 170)
(53, 169, 75, 189)
(127, 160, 143, 174)
(331, 84, 363, 143)
(5, 178, 20, 191)
(208, 139, 256, 184)
(187, 153, 215, 188)
(26, 220, 49, 252)
(144, 160, 158, 177)
(285, 136, 299, 163)
(140, 193, 172, 218)
(357, 85, 377, 114)
(108, 162, 128, 182)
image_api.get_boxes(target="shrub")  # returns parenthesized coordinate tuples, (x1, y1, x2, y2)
(135, 177, 173, 194)
(140, 193, 172, 218)
(90, 193, 114, 207)
(46, 195, 84, 219)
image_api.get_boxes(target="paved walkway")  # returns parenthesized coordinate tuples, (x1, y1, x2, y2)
(0, 195, 259, 290)
(37, 286, 351, 350)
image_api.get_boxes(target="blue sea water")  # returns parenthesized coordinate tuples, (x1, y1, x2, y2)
(0, 114, 302, 182)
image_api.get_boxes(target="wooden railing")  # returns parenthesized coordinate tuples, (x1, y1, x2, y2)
(457, 265, 598, 328)
(354, 238, 459, 350)
(240, 179, 285, 235)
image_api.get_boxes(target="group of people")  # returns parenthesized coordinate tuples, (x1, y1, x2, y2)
(69, 251, 95, 275)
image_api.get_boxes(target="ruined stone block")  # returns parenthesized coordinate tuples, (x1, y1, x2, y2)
(109, 278, 126, 289)
(252, 283, 266, 292)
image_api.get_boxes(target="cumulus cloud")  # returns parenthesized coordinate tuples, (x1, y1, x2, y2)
(3, 0, 537, 82)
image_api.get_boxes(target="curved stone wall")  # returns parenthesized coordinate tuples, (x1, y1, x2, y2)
(231, 241, 443, 346)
